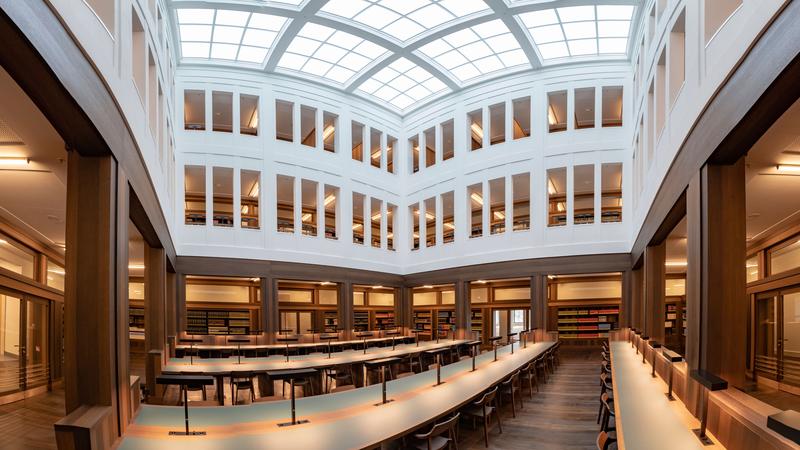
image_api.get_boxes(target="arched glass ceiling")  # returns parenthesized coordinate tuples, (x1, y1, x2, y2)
(169, 0, 641, 114)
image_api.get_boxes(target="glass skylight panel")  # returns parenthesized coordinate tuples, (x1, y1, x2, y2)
(277, 24, 389, 85)
(417, 20, 529, 83)
(356, 58, 448, 111)
(319, 0, 489, 43)
(518, 5, 635, 61)
(176, 9, 288, 64)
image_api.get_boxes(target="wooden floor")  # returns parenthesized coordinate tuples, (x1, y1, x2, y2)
(0, 346, 603, 450)
(457, 345, 602, 450)
(0, 387, 64, 450)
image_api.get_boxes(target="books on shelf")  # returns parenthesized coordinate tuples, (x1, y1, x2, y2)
(182, 308, 252, 335)
(557, 304, 619, 340)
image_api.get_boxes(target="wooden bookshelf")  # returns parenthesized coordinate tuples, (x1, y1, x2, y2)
(471, 309, 483, 336)
(556, 305, 620, 340)
(354, 310, 369, 332)
(186, 308, 253, 335)
(373, 310, 395, 330)
(323, 310, 338, 333)
(437, 310, 456, 335)
(413, 310, 433, 336)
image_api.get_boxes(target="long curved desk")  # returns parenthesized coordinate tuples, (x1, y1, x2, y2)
(121, 341, 555, 449)
(174, 335, 417, 357)
(165, 339, 470, 404)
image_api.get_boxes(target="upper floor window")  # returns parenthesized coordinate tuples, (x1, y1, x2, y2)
(184, 90, 205, 130)
(353, 192, 365, 244)
(184, 165, 206, 225)
(324, 185, 338, 239)
(489, 177, 505, 234)
(276, 100, 293, 142)
(0, 233, 35, 279)
(424, 127, 435, 168)
(512, 173, 530, 231)
(46, 260, 65, 291)
(468, 183, 483, 237)
(370, 128, 382, 169)
(489, 102, 505, 145)
(301, 179, 317, 236)
(441, 120, 454, 161)
(352, 121, 364, 162)
(602, 86, 623, 127)
(300, 105, 316, 147)
(574, 88, 595, 129)
(241, 170, 260, 229)
(513, 97, 531, 139)
(574, 164, 595, 224)
(276, 175, 294, 233)
(212, 167, 233, 226)
(547, 167, 567, 226)
(212, 91, 233, 133)
(468, 109, 483, 151)
(387, 136, 397, 173)
(409, 135, 419, 173)
(705, 0, 741, 43)
(323, 112, 337, 152)
(442, 192, 454, 244)
(548, 91, 567, 132)
(240, 94, 259, 136)
(601, 163, 623, 222)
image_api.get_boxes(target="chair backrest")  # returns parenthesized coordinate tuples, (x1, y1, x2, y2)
(418, 412, 460, 440)
(231, 370, 252, 379)
(596, 431, 610, 450)
(502, 370, 520, 386)
(476, 386, 499, 406)
(601, 392, 613, 414)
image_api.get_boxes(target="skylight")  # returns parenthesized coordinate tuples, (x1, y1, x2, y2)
(277, 23, 389, 84)
(518, 5, 634, 61)
(416, 20, 529, 83)
(319, 0, 489, 42)
(356, 57, 449, 110)
(176, 9, 289, 64)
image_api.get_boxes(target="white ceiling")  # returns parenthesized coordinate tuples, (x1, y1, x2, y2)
(0, 67, 67, 253)
(168, 0, 641, 114)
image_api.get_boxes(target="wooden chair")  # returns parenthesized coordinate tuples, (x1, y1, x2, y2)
(599, 392, 615, 432)
(596, 430, 617, 450)
(520, 361, 538, 398)
(230, 371, 255, 405)
(597, 373, 613, 424)
(499, 370, 522, 417)
(283, 374, 314, 398)
(178, 371, 207, 405)
(411, 412, 460, 450)
(461, 386, 502, 448)
(535, 355, 549, 383)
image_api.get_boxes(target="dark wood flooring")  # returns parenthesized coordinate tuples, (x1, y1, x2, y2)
(457, 345, 602, 450)
(0, 387, 64, 450)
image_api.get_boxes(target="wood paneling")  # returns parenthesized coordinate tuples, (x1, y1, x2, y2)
(644, 243, 666, 343)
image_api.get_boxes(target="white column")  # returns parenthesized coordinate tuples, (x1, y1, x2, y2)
(380, 132, 387, 172)
(482, 105, 490, 149)
(595, 85, 602, 129)
(380, 201, 388, 249)
(594, 162, 602, 224)
(566, 88, 574, 131)
(454, 184, 466, 242)
(435, 123, 443, 165)
(419, 199, 426, 248)
(505, 100, 513, 142)
(481, 179, 489, 237)
(315, 107, 323, 150)
(505, 175, 513, 233)
(232, 92, 241, 136)
(316, 181, 324, 239)
(205, 163, 212, 227)
(293, 176, 301, 235)
(292, 101, 301, 144)
(566, 164, 574, 227)
(419, 129, 426, 169)
(365, 197, 373, 248)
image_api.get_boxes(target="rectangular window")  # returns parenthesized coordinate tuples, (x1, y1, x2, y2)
(184, 90, 205, 130)
(323, 112, 337, 152)
(0, 234, 35, 278)
(424, 127, 436, 168)
(386, 135, 396, 173)
(240, 169, 260, 229)
(656, 51, 666, 137)
(46, 260, 65, 291)
(370, 128, 382, 168)
(240, 94, 259, 136)
(86, 0, 115, 33)
(573, 164, 595, 224)
(441, 120, 454, 161)
(410, 203, 420, 250)
(770, 241, 800, 276)
(468, 183, 483, 238)
(442, 191, 454, 243)
(512, 172, 530, 231)
(184, 165, 206, 225)
(212, 91, 232, 133)
(387, 203, 396, 250)
(574, 87, 595, 129)
(489, 102, 505, 145)
(424, 197, 436, 247)
(131, 9, 145, 101)
(746, 255, 759, 282)
(324, 185, 338, 239)
(647, 83, 655, 162)
(547, 167, 567, 227)
(705, 0, 741, 43)
(601, 163, 623, 223)
(370, 198, 382, 248)
(147, 51, 157, 136)
(513, 97, 531, 139)
(409, 135, 420, 173)
(212, 167, 233, 226)
(352, 121, 364, 162)
(300, 105, 316, 147)
(468, 109, 483, 151)
(275, 100, 293, 142)
(602, 86, 624, 127)
(489, 177, 505, 234)
(548, 90, 567, 132)
(352, 192, 365, 244)
(276, 175, 294, 233)
(301, 179, 317, 236)
(669, 11, 686, 106)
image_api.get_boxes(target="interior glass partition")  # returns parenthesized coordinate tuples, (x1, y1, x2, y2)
(468, 109, 483, 151)
(212, 167, 233, 227)
(468, 183, 483, 237)
(489, 178, 505, 234)
(300, 105, 316, 147)
(352, 193, 365, 244)
(573, 164, 595, 224)
(184, 165, 206, 225)
(547, 167, 567, 226)
(240, 169, 260, 229)
(513, 97, 531, 139)
(276, 175, 294, 233)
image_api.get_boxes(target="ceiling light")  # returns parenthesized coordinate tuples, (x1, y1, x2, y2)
(128, 264, 145, 270)
(371, 212, 381, 221)
(444, 222, 455, 230)
(475, 280, 487, 284)
(301, 213, 312, 222)
(248, 181, 259, 198)
(319, 281, 335, 286)
(0, 157, 30, 166)
(556, 202, 565, 212)
(470, 123, 484, 141)
(322, 125, 335, 140)
(493, 211, 505, 220)
(470, 192, 483, 206)
(324, 194, 336, 206)
(371, 285, 384, 289)
(352, 223, 363, 230)
(47, 267, 66, 275)
(776, 164, 800, 172)
(665, 261, 687, 267)
(0, 239, 6, 245)
(423, 285, 434, 289)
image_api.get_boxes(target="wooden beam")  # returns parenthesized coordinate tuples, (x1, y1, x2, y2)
(644, 242, 666, 343)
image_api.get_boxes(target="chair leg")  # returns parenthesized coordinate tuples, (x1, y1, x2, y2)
(482, 415, 489, 448)
(510, 393, 516, 417)
(495, 408, 503, 434)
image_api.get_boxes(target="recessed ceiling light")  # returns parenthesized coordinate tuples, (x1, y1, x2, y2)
(0, 157, 30, 166)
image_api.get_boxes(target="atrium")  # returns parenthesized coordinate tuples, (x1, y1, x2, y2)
(0, 0, 798, 449)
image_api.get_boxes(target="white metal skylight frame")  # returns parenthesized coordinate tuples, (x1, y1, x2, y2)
(277, 23, 389, 85)
(518, 4, 635, 61)
(318, 0, 489, 43)
(357, 58, 449, 111)
(176, 8, 289, 65)
(416, 19, 529, 83)
(168, 1, 642, 115)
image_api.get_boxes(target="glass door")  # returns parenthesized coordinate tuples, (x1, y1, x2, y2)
(24, 299, 49, 390)
(754, 293, 780, 382)
(781, 291, 800, 390)
(0, 293, 22, 396)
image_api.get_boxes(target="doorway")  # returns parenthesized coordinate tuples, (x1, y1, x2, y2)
(0, 291, 50, 402)
(755, 290, 800, 394)
(492, 309, 530, 339)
